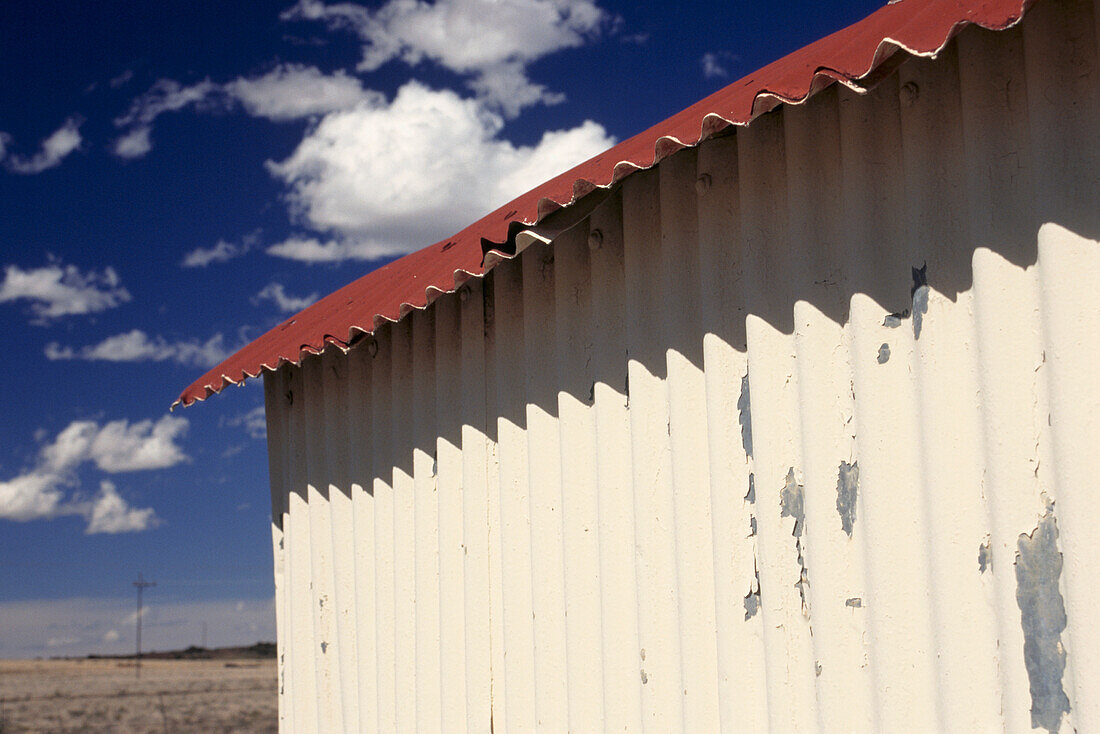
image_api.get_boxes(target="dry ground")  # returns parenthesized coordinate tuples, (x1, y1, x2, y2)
(0, 657, 276, 733)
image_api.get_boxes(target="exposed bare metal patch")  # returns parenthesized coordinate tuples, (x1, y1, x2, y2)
(1015, 511, 1070, 733)
(836, 461, 858, 537)
(738, 372, 753, 459)
(979, 536, 992, 574)
(781, 468, 810, 616)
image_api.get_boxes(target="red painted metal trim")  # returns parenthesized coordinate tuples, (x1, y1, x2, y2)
(177, 0, 1030, 408)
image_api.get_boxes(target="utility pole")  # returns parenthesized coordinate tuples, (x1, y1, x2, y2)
(133, 573, 156, 679)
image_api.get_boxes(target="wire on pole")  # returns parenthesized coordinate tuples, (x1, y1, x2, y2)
(133, 573, 156, 679)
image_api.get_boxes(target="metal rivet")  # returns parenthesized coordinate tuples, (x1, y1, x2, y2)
(367, 339, 378, 358)
(458, 285, 470, 303)
(695, 173, 712, 195)
(900, 81, 919, 106)
(588, 228, 603, 250)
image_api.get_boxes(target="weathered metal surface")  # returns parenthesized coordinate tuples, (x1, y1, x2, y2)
(262, 2, 1100, 728)
(177, 0, 1041, 408)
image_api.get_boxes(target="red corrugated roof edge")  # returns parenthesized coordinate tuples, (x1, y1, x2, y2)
(176, 0, 1031, 408)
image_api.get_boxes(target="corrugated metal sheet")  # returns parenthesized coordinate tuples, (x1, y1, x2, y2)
(177, 0, 1040, 408)
(262, 1, 1100, 728)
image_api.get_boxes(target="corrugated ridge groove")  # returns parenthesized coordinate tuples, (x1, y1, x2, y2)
(301, 355, 345, 732)
(550, 223, 606, 731)
(321, 348, 361, 730)
(346, 341, 378, 734)
(433, 292, 468, 728)
(622, 168, 685, 733)
(520, 240, 570, 732)
(369, 325, 397, 733)
(388, 317, 416, 732)
(587, 190, 644, 733)
(411, 308, 442, 731)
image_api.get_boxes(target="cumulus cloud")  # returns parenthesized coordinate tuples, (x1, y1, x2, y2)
(252, 282, 318, 313)
(0, 415, 186, 532)
(225, 64, 382, 121)
(3, 118, 83, 174)
(115, 65, 383, 158)
(181, 230, 261, 268)
(45, 329, 235, 369)
(266, 81, 614, 261)
(282, 0, 610, 115)
(0, 261, 131, 323)
(85, 480, 158, 534)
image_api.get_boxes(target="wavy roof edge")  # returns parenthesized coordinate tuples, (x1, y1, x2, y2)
(176, 0, 1031, 409)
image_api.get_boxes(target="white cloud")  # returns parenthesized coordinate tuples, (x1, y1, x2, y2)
(252, 282, 318, 312)
(282, 0, 610, 115)
(116, 65, 383, 158)
(85, 480, 158, 534)
(266, 81, 614, 260)
(38, 415, 189, 474)
(3, 118, 83, 174)
(225, 64, 383, 121)
(113, 126, 152, 158)
(0, 416, 184, 532)
(45, 329, 234, 369)
(181, 230, 261, 268)
(0, 596, 275, 658)
(0, 261, 131, 323)
(113, 79, 219, 159)
(265, 236, 395, 263)
(225, 406, 267, 440)
(701, 51, 738, 79)
(109, 69, 134, 88)
(115, 78, 220, 128)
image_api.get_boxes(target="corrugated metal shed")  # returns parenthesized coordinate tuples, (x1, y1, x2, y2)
(253, 0, 1100, 727)
(176, 0, 1036, 408)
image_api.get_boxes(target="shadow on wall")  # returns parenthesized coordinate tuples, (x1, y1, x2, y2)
(259, 3, 1099, 730)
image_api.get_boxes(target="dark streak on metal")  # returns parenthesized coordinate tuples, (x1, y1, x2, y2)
(1015, 511, 1071, 733)
(738, 372, 753, 459)
(780, 468, 805, 538)
(836, 461, 859, 537)
(979, 537, 993, 574)
(912, 286, 929, 340)
(883, 312, 906, 328)
(781, 468, 810, 616)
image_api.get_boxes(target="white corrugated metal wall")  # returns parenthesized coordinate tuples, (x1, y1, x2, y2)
(263, 0, 1100, 730)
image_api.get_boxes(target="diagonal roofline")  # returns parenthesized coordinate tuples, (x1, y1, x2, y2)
(176, 0, 1031, 408)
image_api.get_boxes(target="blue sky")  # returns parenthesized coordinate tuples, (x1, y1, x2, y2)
(0, 0, 882, 658)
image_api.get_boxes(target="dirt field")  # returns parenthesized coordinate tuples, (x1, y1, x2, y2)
(0, 657, 276, 733)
